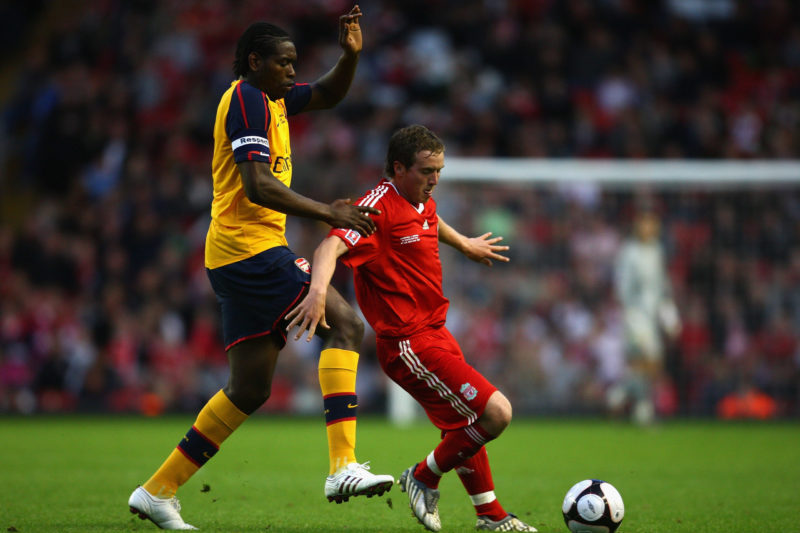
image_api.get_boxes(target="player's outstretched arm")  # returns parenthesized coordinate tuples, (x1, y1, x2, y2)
(239, 160, 379, 235)
(286, 236, 350, 341)
(302, 5, 363, 111)
(438, 217, 510, 267)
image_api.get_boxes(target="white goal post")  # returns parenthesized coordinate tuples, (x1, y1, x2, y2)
(442, 158, 800, 186)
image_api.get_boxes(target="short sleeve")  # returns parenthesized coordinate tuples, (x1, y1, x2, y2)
(284, 83, 312, 116)
(329, 182, 391, 268)
(330, 224, 380, 269)
(225, 81, 271, 164)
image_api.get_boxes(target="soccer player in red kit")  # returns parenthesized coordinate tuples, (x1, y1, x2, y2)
(286, 125, 538, 532)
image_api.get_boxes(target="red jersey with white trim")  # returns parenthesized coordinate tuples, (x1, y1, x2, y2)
(330, 179, 449, 338)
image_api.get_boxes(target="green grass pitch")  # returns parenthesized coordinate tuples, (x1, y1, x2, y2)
(0, 416, 798, 532)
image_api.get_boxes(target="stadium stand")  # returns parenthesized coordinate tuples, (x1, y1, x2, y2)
(0, 0, 798, 417)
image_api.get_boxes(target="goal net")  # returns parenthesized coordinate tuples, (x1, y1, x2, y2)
(433, 158, 800, 418)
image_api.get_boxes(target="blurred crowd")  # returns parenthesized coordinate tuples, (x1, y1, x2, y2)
(0, 0, 798, 417)
(436, 184, 800, 419)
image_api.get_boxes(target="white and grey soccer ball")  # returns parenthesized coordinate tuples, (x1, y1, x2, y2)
(562, 479, 625, 533)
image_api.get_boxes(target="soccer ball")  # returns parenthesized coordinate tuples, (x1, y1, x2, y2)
(562, 479, 625, 533)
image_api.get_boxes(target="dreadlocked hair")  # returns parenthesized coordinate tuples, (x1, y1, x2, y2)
(233, 22, 291, 78)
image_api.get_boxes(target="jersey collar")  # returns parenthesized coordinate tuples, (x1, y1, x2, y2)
(386, 180, 424, 213)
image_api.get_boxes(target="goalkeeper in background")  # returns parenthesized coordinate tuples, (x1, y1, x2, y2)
(611, 210, 681, 425)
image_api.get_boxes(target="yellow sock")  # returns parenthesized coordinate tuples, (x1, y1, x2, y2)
(143, 390, 248, 498)
(319, 348, 359, 474)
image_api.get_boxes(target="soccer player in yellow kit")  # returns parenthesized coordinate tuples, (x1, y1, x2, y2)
(129, 6, 393, 529)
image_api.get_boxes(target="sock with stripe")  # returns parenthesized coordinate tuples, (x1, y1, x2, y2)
(143, 389, 247, 498)
(456, 446, 507, 521)
(414, 422, 494, 489)
(319, 348, 359, 475)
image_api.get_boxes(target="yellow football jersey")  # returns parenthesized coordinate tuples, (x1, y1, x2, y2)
(205, 80, 311, 269)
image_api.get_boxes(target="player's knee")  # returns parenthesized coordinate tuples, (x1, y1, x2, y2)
(494, 393, 513, 429)
(480, 391, 512, 437)
(224, 383, 270, 414)
(330, 310, 365, 347)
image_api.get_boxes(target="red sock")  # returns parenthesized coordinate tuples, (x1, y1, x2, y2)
(413, 457, 441, 489)
(456, 447, 507, 521)
(414, 422, 494, 490)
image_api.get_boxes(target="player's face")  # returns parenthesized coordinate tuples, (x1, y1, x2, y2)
(393, 150, 445, 205)
(250, 40, 297, 100)
(636, 214, 659, 241)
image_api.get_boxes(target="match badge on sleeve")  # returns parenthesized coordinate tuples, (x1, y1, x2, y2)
(343, 229, 361, 246)
(294, 257, 311, 273)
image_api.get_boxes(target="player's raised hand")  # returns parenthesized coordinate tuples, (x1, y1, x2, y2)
(328, 198, 380, 236)
(338, 5, 363, 55)
(285, 289, 329, 342)
(463, 232, 510, 266)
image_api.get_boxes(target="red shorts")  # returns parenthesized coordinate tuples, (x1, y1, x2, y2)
(376, 327, 497, 431)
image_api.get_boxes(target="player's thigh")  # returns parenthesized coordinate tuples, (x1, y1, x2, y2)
(378, 330, 497, 431)
(208, 247, 310, 349)
(624, 311, 662, 360)
(226, 334, 282, 390)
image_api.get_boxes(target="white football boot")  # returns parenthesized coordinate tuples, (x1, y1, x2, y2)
(399, 465, 441, 531)
(128, 486, 197, 530)
(476, 513, 538, 531)
(324, 461, 394, 503)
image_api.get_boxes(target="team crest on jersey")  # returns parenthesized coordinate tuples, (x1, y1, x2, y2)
(294, 258, 311, 273)
(460, 383, 478, 401)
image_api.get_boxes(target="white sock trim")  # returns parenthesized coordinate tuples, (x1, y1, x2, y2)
(426, 451, 444, 476)
(470, 490, 497, 506)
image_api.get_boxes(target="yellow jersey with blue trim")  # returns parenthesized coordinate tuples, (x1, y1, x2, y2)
(205, 80, 312, 269)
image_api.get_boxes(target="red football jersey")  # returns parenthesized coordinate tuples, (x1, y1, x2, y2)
(330, 179, 449, 338)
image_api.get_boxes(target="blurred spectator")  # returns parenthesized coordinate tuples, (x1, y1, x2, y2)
(717, 385, 777, 420)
